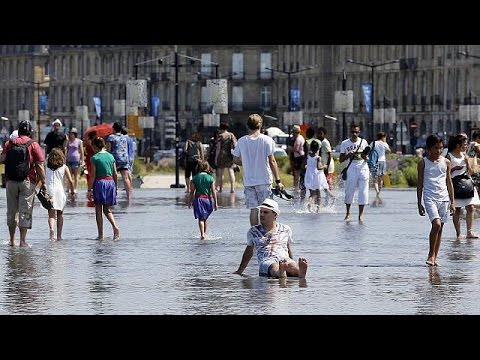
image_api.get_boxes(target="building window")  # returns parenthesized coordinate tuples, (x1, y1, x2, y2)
(260, 53, 272, 79)
(201, 53, 212, 77)
(260, 86, 271, 110)
(232, 86, 243, 111)
(232, 53, 243, 80)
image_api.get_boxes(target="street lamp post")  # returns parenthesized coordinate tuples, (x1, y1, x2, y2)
(346, 58, 399, 140)
(20, 79, 50, 142)
(135, 49, 219, 188)
(81, 78, 118, 124)
(342, 68, 347, 139)
(458, 51, 480, 131)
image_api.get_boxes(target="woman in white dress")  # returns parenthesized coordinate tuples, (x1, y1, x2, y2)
(304, 140, 330, 212)
(446, 133, 480, 240)
(45, 147, 74, 241)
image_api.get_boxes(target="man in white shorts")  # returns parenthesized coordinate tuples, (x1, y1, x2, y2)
(232, 113, 284, 226)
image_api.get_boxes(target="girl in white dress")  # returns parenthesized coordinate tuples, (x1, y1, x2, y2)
(45, 148, 74, 241)
(304, 140, 331, 212)
(446, 133, 480, 240)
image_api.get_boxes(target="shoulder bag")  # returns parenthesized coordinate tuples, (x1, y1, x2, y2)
(452, 171, 475, 199)
(341, 138, 362, 181)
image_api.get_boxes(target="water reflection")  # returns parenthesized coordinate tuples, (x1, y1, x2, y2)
(3, 248, 40, 314)
(88, 243, 118, 314)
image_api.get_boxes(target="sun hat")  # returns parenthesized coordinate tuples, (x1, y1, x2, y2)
(70, 127, 78, 134)
(292, 125, 301, 133)
(52, 118, 62, 126)
(257, 198, 280, 215)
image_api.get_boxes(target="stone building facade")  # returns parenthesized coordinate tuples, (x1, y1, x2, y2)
(0, 45, 478, 153)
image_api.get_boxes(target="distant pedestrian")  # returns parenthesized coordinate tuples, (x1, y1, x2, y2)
(66, 127, 84, 198)
(417, 134, 455, 266)
(304, 139, 332, 212)
(121, 127, 135, 188)
(232, 113, 284, 226)
(106, 122, 132, 201)
(0, 120, 46, 247)
(183, 132, 204, 193)
(187, 160, 218, 240)
(317, 127, 335, 193)
(446, 133, 480, 240)
(215, 123, 237, 193)
(45, 147, 75, 241)
(84, 130, 97, 199)
(339, 123, 370, 222)
(369, 131, 391, 197)
(88, 137, 120, 240)
(44, 118, 67, 156)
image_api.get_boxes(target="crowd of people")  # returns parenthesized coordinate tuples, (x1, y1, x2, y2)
(0, 119, 135, 246)
(8, 112, 480, 282)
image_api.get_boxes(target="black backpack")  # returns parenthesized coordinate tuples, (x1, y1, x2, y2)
(5, 140, 34, 181)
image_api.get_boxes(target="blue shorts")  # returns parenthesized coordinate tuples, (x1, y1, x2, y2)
(93, 179, 117, 206)
(67, 160, 80, 168)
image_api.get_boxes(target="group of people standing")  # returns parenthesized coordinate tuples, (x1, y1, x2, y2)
(0, 119, 134, 246)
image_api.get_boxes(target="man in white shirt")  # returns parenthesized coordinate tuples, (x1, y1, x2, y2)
(232, 113, 284, 226)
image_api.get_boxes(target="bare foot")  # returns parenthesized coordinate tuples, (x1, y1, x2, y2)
(9, 241, 15, 247)
(298, 257, 308, 278)
(467, 230, 479, 239)
(278, 259, 287, 278)
(200, 235, 206, 240)
(113, 228, 120, 240)
(426, 258, 435, 266)
(96, 236, 104, 241)
(57, 237, 63, 241)
(19, 241, 30, 248)
(456, 234, 464, 240)
(344, 214, 351, 221)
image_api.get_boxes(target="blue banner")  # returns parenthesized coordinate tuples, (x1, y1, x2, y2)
(39, 95, 47, 116)
(151, 96, 160, 118)
(93, 96, 102, 119)
(361, 83, 372, 113)
(290, 88, 300, 111)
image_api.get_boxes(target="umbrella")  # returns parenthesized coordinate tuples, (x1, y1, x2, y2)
(83, 123, 114, 140)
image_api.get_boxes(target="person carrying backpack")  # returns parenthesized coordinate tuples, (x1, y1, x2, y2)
(369, 131, 391, 197)
(184, 132, 204, 193)
(0, 120, 46, 247)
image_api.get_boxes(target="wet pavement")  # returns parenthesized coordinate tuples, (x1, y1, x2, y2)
(1, 187, 480, 314)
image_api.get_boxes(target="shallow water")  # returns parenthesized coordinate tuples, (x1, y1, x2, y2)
(1, 187, 479, 315)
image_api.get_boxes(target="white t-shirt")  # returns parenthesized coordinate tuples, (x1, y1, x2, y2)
(232, 133, 275, 187)
(247, 223, 292, 263)
(320, 138, 334, 173)
(369, 140, 390, 162)
(340, 138, 369, 169)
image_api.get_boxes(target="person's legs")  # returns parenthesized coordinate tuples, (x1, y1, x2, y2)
(18, 227, 29, 247)
(56, 210, 64, 240)
(103, 205, 120, 239)
(48, 209, 56, 240)
(69, 166, 79, 196)
(95, 204, 104, 240)
(227, 167, 235, 193)
(433, 223, 444, 265)
(8, 225, 16, 246)
(198, 219, 206, 240)
(120, 169, 132, 200)
(250, 208, 259, 226)
(427, 219, 442, 265)
(466, 205, 478, 238)
(453, 207, 462, 239)
(358, 204, 365, 222)
(345, 204, 351, 221)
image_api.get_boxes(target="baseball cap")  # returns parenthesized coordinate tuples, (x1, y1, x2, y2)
(257, 198, 280, 215)
(52, 119, 62, 126)
(292, 125, 301, 133)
